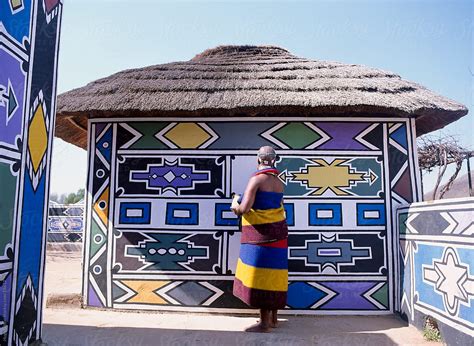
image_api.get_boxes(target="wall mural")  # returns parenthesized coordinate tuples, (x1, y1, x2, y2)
(48, 204, 84, 242)
(0, 0, 63, 344)
(83, 118, 420, 314)
(397, 198, 473, 343)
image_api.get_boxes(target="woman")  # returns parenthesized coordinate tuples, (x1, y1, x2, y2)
(231, 146, 288, 333)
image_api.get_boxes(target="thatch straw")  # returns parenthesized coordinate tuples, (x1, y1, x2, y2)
(56, 45, 468, 149)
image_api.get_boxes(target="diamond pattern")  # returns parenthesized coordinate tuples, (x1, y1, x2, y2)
(28, 103, 48, 173)
(408, 211, 450, 235)
(13, 276, 37, 345)
(273, 123, 321, 149)
(25, 92, 50, 190)
(158, 123, 218, 149)
(261, 122, 329, 149)
(166, 281, 215, 305)
(130, 159, 210, 194)
(164, 171, 176, 182)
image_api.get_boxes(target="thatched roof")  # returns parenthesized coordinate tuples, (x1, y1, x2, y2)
(56, 45, 468, 149)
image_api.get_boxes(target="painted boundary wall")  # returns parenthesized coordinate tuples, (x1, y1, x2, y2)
(0, 1, 62, 344)
(83, 117, 421, 314)
(397, 198, 473, 344)
(48, 204, 84, 242)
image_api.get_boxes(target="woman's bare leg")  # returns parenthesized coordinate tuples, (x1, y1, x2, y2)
(271, 309, 278, 328)
(245, 309, 271, 332)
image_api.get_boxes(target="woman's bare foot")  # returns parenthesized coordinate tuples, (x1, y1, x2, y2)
(244, 321, 271, 333)
(245, 309, 272, 332)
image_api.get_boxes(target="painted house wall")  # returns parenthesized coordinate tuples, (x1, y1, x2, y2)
(397, 198, 473, 344)
(0, 1, 63, 344)
(83, 117, 420, 314)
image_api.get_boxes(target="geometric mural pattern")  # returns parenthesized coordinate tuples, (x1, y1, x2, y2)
(84, 118, 419, 314)
(288, 234, 373, 274)
(397, 198, 473, 341)
(48, 203, 84, 242)
(0, 0, 63, 343)
(86, 123, 113, 308)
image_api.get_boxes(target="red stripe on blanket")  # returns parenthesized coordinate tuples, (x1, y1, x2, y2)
(241, 219, 288, 244)
(233, 278, 287, 310)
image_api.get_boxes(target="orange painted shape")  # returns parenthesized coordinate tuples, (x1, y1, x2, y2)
(121, 280, 170, 304)
(94, 186, 110, 227)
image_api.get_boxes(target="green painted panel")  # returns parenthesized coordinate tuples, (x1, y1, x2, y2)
(0, 162, 17, 251)
(272, 123, 321, 149)
(89, 218, 106, 259)
(128, 122, 168, 149)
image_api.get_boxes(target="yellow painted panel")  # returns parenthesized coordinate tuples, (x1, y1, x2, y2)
(122, 280, 170, 304)
(164, 123, 211, 148)
(28, 104, 48, 173)
(292, 158, 365, 195)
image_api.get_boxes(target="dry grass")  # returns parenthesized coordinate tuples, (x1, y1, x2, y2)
(423, 316, 441, 342)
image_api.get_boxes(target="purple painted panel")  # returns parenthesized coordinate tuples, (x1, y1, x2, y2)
(318, 122, 370, 150)
(88, 284, 104, 308)
(0, 274, 12, 323)
(0, 49, 25, 148)
(321, 282, 378, 310)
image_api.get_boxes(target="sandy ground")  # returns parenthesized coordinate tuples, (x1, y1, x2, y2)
(44, 248, 83, 297)
(42, 249, 438, 346)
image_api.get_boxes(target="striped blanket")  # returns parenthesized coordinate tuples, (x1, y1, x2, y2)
(233, 189, 288, 309)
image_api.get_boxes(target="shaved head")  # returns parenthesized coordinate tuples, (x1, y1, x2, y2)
(257, 146, 277, 167)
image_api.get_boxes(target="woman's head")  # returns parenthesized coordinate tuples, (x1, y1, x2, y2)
(257, 146, 277, 167)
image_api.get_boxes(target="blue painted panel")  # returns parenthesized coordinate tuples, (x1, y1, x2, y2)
(450, 247, 473, 324)
(166, 203, 198, 225)
(284, 203, 295, 226)
(309, 203, 342, 226)
(391, 124, 408, 149)
(0, 1, 32, 44)
(414, 243, 448, 312)
(356, 203, 386, 226)
(287, 282, 326, 309)
(17, 175, 45, 293)
(96, 126, 112, 162)
(215, 203, 238, 226)
(119, 202, 151, 224)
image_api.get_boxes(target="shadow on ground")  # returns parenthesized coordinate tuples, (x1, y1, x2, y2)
(42, 314, 424, 346)
(43, 324, 400, 346)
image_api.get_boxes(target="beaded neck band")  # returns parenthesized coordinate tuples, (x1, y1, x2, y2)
(254, 167, 279, 177)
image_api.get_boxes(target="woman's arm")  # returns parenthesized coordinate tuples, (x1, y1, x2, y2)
(232, 176, 260, 216)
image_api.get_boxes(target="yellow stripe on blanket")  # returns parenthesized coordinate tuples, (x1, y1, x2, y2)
(235, 259, 288, 292)
(242, 206, 286, 226)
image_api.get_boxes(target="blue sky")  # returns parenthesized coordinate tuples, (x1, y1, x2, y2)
(51, 0, 473, 195)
